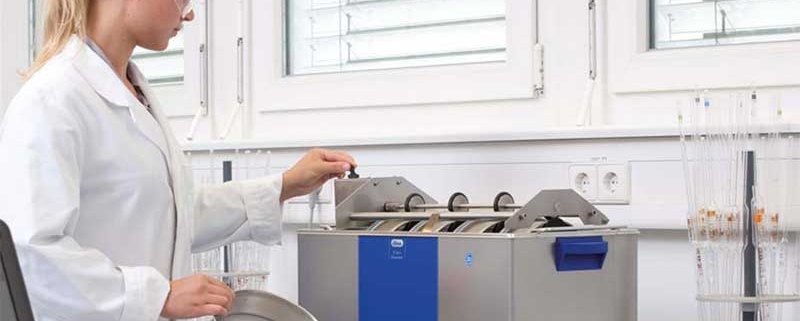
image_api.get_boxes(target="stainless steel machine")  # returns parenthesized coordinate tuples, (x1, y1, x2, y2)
(298, 176, 638, 321)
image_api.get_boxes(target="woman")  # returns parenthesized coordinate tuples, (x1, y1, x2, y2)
(0, 0, 356, 320)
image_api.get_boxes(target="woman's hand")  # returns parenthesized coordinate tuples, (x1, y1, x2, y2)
(281, 148, 357, 202)
(160, 274, 235, 319)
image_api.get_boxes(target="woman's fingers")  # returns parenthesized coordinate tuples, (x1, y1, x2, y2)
(197, 304, 229, 317)
(321, 150, 357, 168)
(204, 294, 233, 310)
(205, 278, 235, 302)
(320, 161, 352, 177)
(202, 276, 234, 311)
(281, 148, 358, 201)
(206, 276, 234, 294)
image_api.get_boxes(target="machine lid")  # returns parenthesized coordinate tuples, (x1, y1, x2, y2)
(216, 290, 318, 321)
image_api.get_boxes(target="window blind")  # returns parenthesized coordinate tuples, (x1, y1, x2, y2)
(651, 0, 800, 49)
(285, 0, 507, 76)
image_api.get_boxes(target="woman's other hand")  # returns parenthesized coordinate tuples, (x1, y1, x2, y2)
(161, 274, 235, 319)
(281, 148, 357, 202)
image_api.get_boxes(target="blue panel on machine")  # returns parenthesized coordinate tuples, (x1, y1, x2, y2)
(553, 236, 608, 272)
(358, 236, 438, 321)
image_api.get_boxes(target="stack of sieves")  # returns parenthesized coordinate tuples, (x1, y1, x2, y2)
(216, 290, 318, 321)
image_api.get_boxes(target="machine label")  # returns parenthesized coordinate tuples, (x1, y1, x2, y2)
(390, 239, 405, 259)
(359, 236, 438, 321)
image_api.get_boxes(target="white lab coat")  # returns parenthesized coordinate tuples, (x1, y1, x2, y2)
(0, 35, 284, 321)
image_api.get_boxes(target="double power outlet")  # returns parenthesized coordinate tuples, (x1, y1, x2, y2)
(568, 163, 630, 204)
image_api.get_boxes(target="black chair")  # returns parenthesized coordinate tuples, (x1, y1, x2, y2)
(0, 220, 34, 321)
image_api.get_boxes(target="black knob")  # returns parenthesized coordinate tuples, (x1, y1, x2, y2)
(348, 167, 360, 179)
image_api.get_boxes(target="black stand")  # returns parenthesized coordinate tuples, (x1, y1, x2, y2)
(223, 161, 233, 286)
(742, 151, 757, 321)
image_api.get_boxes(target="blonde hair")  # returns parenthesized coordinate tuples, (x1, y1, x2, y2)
(24, 0, 90, 80)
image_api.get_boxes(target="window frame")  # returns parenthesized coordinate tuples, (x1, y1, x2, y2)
(0, 0, 30, 119)
(608, 0, 800, 94)
(251, 0, 539, 112)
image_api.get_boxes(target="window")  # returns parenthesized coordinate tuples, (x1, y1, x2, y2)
(1, 0, 36, 119)
(130, 34, 193, 118)
(285, 0, 507, 76)
(651, 0, 800, 49)
(251, 0, 538, 111)
(132, 34, 186, 85)
(27, 0, 191, 117)
(607, 0, 800, 93)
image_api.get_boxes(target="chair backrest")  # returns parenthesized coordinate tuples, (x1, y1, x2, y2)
(0, 220, 34, 321)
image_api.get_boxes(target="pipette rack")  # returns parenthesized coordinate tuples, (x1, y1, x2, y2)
(681, 91, 800, 321)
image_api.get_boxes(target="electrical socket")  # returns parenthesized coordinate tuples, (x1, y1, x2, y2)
(597, 164, 630, 204)
(568, 164, 598, 201)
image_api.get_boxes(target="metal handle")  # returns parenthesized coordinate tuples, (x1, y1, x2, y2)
(28, 0, 37, 65)
(588, 0, 597, 80)
(199, 44, 209, 115)
(236, 37, 244, 104)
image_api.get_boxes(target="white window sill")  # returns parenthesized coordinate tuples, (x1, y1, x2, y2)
(181, 123, 800, 151)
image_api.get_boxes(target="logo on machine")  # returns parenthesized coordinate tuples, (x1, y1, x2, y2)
(391, 239, 405, 248)
(465, 252, 474, 267)
(389, 239, 405, 260)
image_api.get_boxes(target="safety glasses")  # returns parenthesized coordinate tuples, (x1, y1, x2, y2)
(174, 0, 194, 19)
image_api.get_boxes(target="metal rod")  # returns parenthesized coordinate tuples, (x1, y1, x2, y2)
(219, 37, 246, 140)
(236, 37, 244, 104)
(200, 0, 210, 116)
(413, 203, 524, 210)
(350, 211, 516, 221)
(577, 0, 597, 127)
(28, 0, 36, 66)
(199, 44, 209, 116)
(588, 0, 597, 80)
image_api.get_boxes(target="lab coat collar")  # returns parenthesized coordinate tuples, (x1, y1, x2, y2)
(65, 35, 137, 109)
(65, 35, 172, 171)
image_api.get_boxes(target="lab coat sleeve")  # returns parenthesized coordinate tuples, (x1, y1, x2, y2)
(0, 94, 170, 321)
(192, 175, 284, 253)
